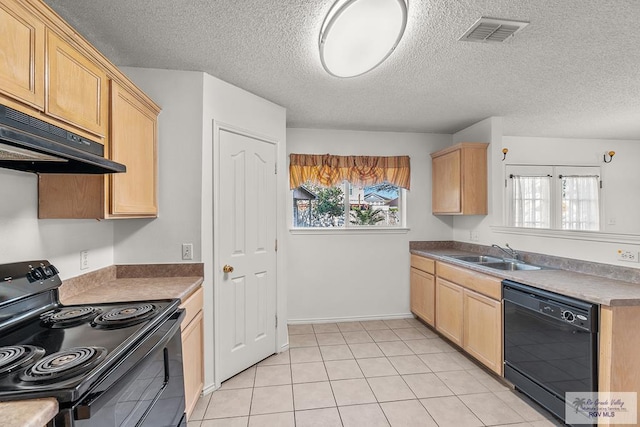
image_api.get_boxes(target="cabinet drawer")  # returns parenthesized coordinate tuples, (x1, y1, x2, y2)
(410, 255, 435, 274)
(180, 286, 203, 330)
(436, 262, 501, 300)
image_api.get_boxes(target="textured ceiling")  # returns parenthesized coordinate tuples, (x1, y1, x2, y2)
(44, 0, 640, 139)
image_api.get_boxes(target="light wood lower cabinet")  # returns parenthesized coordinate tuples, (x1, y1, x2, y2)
(463, 289, 502, 375)
(180, 287, 204, 419)
(410, 267, 435, 326)
(435, 278, 464, 346)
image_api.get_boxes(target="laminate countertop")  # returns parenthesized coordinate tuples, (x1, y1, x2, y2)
(1, 275, 203, 426)
(412, 248, 640, 306)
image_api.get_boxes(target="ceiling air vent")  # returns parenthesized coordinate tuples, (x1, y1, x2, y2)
(459, 17, 529, 43)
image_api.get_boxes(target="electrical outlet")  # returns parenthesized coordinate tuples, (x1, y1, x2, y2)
(80, 250, 89, 270)
(617, 250, 639, 263)
(469, 231, 479, 242)
(182, 243, 193, 260)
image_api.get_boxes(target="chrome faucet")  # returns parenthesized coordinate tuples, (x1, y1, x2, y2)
(491, 243, 519, 261)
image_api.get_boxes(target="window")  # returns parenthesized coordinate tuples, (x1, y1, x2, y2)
(293, 181, 403, 228)
(507, 165, 601, 231)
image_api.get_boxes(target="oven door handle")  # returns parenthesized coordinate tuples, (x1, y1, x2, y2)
(74, 309, 186, 421)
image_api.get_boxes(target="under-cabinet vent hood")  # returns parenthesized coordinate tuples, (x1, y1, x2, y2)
(0, 104, 126, 174)
(459, 17, 529, 43)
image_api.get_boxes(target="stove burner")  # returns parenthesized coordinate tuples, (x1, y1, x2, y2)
(92, 304, 157, 329)
(0, 345, 45, 376)
(40, 306, 101, 328)
(20, 347, 107, 383)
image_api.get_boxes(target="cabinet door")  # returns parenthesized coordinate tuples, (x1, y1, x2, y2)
(435, 278, 463, 346)
(182, 310, 204, 419)
(46, 30, 108, 137)
(463, 290, 502, 375)
(432, 149, 461, 214)
(410, 268, 435, 326)
(109, 81, 157, 216)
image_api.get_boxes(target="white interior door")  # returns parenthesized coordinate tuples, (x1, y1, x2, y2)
(218, 128, 277, 382)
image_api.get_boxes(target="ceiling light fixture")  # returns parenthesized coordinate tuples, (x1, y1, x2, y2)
(319, 0, 408, 78)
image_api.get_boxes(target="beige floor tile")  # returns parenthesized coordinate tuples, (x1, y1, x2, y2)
(367, 375, 416, 402)
(188, 421, 202, 427)
(388, 355, 430, 375)
(315, 332, 346, 346)
(254, 364, 291, 387)
(205, 389, 253, 419)
(220, 366, 256, 390)
(420, 396, 483, 427)
(288, 324, 314, 335)
(295, 407, 342, 427)
(529, 419, 565, 426)
(393, 328, 426, 341)
(293, 381, 336, 410)
(200, 417, 248, 427)
(258, 350, 290, 366)
(190, 393, 212, 420)
(289, 334, 318, 348)
(290, 347, 322, 363)
(404, 339, 447, 354)
(291, 361, 328, 383)
(446, 351, 479, 369)
(402, 373, 453, 398)
(466, 368, 510, 391)
(404, 318, 425, 328)
(312, 323, 339, 333)
(494, 390, 550, 421)
(377, 341, 414, 356)
(337, 321, 364, 332)
(349, 343, 384, 359)
(357, 357, 398, 377)
(431, 338, 459, 352)
(339, 403, 390, 427)
(342, 330, 373, 344)
(250, 385, 293, 415)
(459, 392, 525, 425)
(331, 378, 377, 405)
(247, 411, 294, 427)
(361, 320, 390, 331)
(383, 319, 412, 329)
(380, 399, 438, 427)
(368, 329, 401, 342)
(319, 344, 354, 361)
(413, 325, 438, 338)
(324, 359, 364, 380)
(435, 370, 489, 395)
(418, 352, 467, 372)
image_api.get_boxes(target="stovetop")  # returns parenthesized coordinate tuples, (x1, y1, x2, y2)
(0, 260, 181, 404)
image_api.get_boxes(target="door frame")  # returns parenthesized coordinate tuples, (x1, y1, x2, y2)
(211, 121, 280, 389)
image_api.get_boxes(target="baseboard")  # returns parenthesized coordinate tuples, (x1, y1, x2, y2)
(202, 382, 219, 395)
(279, 342, 289, 353)
(287, 312, 415, 325)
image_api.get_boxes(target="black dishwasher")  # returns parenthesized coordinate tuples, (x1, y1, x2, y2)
(502, 280, 598, 423)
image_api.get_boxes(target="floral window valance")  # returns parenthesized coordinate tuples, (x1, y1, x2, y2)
(289, 154, 411, 190)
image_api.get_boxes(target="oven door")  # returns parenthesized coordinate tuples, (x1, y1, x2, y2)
(53, 310, 186, 427)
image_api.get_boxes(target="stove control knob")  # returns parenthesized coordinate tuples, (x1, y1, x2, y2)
(42, 264, 58, 277)
(562, 310, 575, 323)
(28, 267, 45, 282)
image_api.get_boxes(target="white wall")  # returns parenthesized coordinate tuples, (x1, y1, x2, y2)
(114, 68, 204, 264)
(451, 118, 640, 267)
(0, 169, 114, 279)
(286, 128, 452, 322)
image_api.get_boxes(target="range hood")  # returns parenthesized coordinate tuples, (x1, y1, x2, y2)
(0, 104, 126, 174)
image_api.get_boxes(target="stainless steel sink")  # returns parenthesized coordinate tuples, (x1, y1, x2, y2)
(479, 262, 542, 271)
(446, 255, 503, 263)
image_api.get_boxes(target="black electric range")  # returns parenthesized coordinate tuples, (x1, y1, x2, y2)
(0, 260, 187, 427)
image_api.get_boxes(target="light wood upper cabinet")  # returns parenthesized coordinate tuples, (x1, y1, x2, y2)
(435, 277, 464, 346)
(410, 267, 435, 326)
(46, 30, 108, 138)
(431, 142, 488, 215)
(110, 81, 157, 216)
(463, 289, 502, 375)
(0, 0, 44, 109)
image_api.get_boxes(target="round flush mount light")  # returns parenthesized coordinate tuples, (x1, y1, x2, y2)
(319, 0, 408, 78)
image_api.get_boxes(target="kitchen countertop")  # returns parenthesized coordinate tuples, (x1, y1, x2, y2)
(412, 248, 640, 306)
(0, 398, 58, 427)
(61, 276, 203, 305)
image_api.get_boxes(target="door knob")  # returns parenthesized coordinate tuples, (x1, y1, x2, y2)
(222, 265, 234, 273)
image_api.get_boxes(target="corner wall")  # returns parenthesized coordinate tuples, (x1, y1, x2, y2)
(286, 128, 452, 322)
